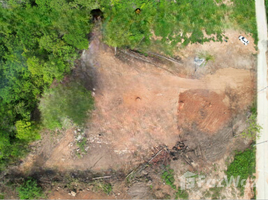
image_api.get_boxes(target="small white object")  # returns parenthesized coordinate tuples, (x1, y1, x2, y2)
(70, 191, 76, 197)
(238, 35, 249, 45)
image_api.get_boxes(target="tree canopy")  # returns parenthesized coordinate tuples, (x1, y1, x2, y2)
(0, 0, 96, 168)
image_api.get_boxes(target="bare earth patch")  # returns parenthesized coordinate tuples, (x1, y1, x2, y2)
(12, 29, 256, 200)
(31, 29, 255, 173)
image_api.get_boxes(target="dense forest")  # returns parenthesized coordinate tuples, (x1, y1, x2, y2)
(0, 0, 257, 169)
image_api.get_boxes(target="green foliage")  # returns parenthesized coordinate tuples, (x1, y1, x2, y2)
(0, 0, 259, 171)
(39, 82, 94, 130)
(197, 51, 215, 66)
(15, 120, 40, 141)
(240, 102, 261, 140)
(230, 0, 257, 45)
(226, 146, 256, 195)
(241, 113, 262, 140)
(0, 130, 28, 170)
(17, 179, 44, 199)
(202, 190, 212, 199)
(77, 137, 88, 154)
(0, 0, 96, 167)
(102, 0, 257, 54)
(161, 166, 189, 199)
(209, 187, 223, 199)
(161, 167, 176, 189)
(92, 181, 113, 195)
(175, 187, 189, 200)
(266, 0, 268, 25)
(101, 182, 113, 195)
(101, 0, 228, 54)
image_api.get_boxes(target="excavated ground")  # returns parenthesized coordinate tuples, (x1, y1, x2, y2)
(7, 29, 256, 199)
(20, 29, 256, 172)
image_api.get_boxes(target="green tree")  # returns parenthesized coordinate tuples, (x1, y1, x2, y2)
(0, 0, 96, 168)
(17, 179, 44, 199)
(15, 120, 40, 141)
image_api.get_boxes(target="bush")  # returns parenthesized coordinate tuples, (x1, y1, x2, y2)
(17, 179, 44, 199)
(92, 181, 113, 195)
(161, 166, 189, 199)
(241, 113, 261, 140)
(226, 146, 255, 195)
(241, 102, 261, 140)
(0, 0, 96, 168)
(161, 167, 176, 189)
(39, 82, 94, 130)
(15, 120, 40, 142)
(175, 187, 189, 200)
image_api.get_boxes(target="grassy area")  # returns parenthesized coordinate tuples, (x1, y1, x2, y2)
(161, 166, 176, 189)
(209, 187, 224, 199)
(230, 0, 258, 46)
(161, 166, 189, 199)
(241, 102, 261, 140)
(175, 187, 189, 200)
(76, 137, 88, 158)
(225, 145, 256, 195)
(102, 0, 258, 55)
(91, 181, 113, 195)
(102, 0, 228, 55)
(77, 138, 88, 153)
(16, 179, 44, 199)
(197, 51, 215, 67)
(39, 82, 94, 130)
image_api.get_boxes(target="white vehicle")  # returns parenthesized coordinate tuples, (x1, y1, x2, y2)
(238, 35, 249, 45)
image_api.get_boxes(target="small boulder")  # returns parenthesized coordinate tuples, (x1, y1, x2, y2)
(70, 191, 76, 197)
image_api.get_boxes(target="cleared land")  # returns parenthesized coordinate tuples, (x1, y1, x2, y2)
(6, 29, 257, 199)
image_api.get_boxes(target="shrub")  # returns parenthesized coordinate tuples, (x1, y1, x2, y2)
(241, 113, 262, 140)
(92, 181, 113, 195)
(39, 82, 94, 130)
(15, 120, 40, 142)
(77, 138, 87, 153)
(226, 146, 255, 195)
(17, 179, 44, 199)
(161, 166, 190, 199)
(175, 187, 189, 200)
(161, 167, 176, 189)
(241, 102, 261, 140)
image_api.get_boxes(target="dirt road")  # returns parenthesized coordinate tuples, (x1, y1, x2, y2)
(255, 0, 268, 199)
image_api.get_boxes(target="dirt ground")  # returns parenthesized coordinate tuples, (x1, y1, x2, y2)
(49, 189, 115, 199)
(11, 29, 257, 199)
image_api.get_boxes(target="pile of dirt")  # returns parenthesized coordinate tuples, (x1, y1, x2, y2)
(178, 89, 231, 134)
